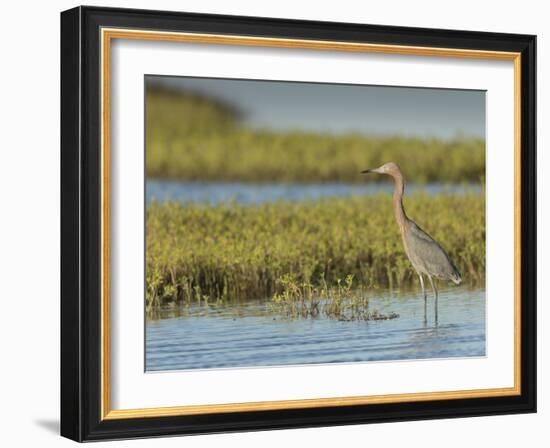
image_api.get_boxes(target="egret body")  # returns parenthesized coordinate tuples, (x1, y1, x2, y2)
(362, 162, 462, 323)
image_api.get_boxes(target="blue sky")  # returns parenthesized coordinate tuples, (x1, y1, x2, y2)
(147, 75, 485, 140)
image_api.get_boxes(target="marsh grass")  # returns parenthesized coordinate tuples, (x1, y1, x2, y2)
(269, 273, 398, 321)
(146, 87, 485, 183)
(146, 192, 485, 309)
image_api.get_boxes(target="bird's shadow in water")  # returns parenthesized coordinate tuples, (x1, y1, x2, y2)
(34, 419, 59, 435)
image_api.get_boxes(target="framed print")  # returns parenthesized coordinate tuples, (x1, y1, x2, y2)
(60, 6, 536, 442)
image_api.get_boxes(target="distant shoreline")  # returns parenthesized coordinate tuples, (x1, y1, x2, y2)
(146, 88, 486, 184)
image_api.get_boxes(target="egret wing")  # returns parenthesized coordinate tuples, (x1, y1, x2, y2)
(405, 221, 461, 280)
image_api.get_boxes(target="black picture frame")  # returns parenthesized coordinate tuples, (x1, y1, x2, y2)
(61, 5, 536, 442)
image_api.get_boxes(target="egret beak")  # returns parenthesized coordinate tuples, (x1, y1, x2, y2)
(361, 168, 380, 174)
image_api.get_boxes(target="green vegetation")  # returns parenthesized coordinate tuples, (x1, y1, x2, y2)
(146, 87, 485, 184)
(146, 192, 485, 310)
(269, 273, 399, 321)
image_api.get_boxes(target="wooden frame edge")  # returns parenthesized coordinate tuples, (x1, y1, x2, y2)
(102, 387, 520, 420)
(99, 27, 523, 421)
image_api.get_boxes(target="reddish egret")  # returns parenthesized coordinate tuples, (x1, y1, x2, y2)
(361, 162, 462, 323)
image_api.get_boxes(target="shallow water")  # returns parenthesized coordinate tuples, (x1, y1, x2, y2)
(145, 285, 485, 372)
(146, 180, 481, 206)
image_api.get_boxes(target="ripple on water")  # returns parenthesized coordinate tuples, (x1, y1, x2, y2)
(145, 286, 486, 371)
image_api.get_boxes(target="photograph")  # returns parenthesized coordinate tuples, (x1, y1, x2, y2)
(144, 76, 487, 372)
(57, 5, 537, 442)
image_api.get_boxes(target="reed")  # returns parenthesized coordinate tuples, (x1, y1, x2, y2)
(268, 273, 399, 321)
(146, 192, 485, 309)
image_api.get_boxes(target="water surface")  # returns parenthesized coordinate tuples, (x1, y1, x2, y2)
(146, 286, 485, 372)
(146, 180, 481, 206)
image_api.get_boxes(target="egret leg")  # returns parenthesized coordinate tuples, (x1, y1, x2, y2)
(428, 275, 438, 325)
(418, 273, 427, 325)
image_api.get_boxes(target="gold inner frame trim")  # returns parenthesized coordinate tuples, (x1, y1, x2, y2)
(100, 27, 522, 421)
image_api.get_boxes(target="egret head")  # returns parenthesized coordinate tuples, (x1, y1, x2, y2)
(361, 162, 402, 177)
